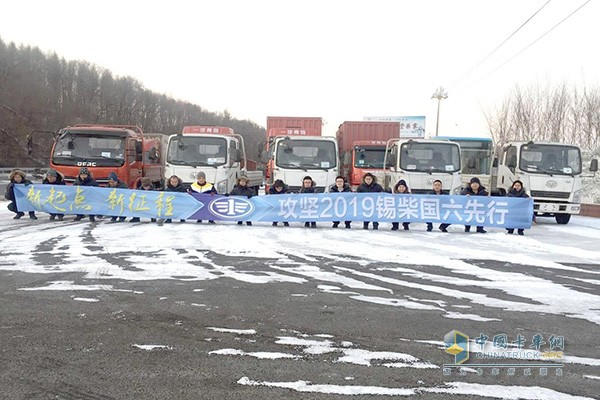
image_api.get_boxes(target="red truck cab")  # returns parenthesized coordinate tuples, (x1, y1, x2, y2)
(50, 124, 164, 188)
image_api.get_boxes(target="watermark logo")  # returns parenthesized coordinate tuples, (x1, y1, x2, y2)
(444, 330, 469, 364)
(209, 197, 254, 219)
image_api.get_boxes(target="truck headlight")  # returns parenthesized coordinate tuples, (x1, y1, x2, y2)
(573, 190, 582, 203)
(217, 180, 228, 194)
(452, 186, 462, 195)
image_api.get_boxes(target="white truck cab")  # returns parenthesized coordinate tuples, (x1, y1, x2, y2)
(383, 138, 463, 194)
(164, 126, 262, 193)
(493, 141, 598, 224)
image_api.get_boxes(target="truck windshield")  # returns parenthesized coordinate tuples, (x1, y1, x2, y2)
(168, 136, 228, 167)
(275, 140, 337, 169)
(519, 144, 581, 175)
(399, 142, 460, 173)
(354, 147, 387, 168)
(52, 134, 125, 167)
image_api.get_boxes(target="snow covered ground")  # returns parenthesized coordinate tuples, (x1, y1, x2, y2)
(1, 206, 599, 399)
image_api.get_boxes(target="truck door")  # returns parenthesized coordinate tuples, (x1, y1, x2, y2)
(127, 138, 142, 187)
(498, 145, 517, 193)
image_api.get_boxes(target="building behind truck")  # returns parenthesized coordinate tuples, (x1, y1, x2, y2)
(164, 126, 262, 193)
(262, 116, 338, 192)
(50, 124, 164, 188)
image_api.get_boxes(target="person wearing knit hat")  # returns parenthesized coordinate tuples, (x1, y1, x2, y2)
(73, 167, 98, 222)
(5, 169, 37, 220)
(129, 177, 157, 223)
(229, 176, 256, 226)
(461, 176, 489, 233)
(392, 179, 411, 231)
(106, 171, 127, 222)
(268, 179, 290, 227)
(43, 169, 65, 220)
(190, 170, 217, 223)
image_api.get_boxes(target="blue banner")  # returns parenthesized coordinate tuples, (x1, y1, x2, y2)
(14, 185, 533, 228)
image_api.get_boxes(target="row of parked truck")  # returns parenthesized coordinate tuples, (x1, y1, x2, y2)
(46, 117, 597, 225)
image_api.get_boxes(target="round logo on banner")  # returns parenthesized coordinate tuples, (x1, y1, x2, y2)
(209, 197, 255, 219)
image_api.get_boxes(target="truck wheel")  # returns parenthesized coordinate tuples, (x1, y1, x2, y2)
(555, 214, 571, 224)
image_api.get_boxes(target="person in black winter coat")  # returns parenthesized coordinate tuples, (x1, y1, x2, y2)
(461, 176, 489, 233)
(392, 179, 410, 231)
(5, 169, 37, 220)
(268, 179, 290, 227)
(426, 179, 451, 232)
(299, 176, 318, 228)
(356, 172, 383, 230)
(506, 180, 528, 236)
(42, 169, 65, 220)
(329, 176, 352, 229)
(230, 176, 256, 226)
(106, 171, 128, 222)
(73, 167, 99, 222)
(130, 177, 157, 223)
(164, 175, 187, 223)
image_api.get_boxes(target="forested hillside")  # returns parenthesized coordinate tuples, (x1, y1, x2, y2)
(0, 37, 265, 167)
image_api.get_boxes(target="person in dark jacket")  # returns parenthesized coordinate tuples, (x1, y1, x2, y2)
(506, 180, 528, 236)
(73, 167, 99, 222)
(461, 176, 489, 233)
(299, 176, 318, 228)
(42, 169, 65, 220)
(106, 171, 128, 222)
(230, 176, 256, 226)
(5, 169, 37, 220)
(164, 175, 187, 223)
(426, 179, 451, 232)
(268, 179, 290, 227)
(392, 179, 410, 231)
(329, 176, 352, 229)
(356, 172, 383, 230)
(130, 177, 157, 223)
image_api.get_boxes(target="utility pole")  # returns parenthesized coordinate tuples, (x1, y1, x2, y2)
(431, 87, 448, 137)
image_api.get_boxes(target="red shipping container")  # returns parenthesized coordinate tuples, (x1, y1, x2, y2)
(336, 121, 400, 152)
(266, 116, 323, 136)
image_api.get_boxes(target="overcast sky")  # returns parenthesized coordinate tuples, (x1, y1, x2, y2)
(1, 0, 598, 137)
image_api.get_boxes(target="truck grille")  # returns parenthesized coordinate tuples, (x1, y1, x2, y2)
(530, 191, 570, 199)
(287, 186, 325, 194)
(410, 189, 449, 195)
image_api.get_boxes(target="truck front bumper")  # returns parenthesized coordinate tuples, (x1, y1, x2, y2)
(534, 202, 580, 215)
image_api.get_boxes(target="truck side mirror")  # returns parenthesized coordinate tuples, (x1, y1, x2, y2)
(591, 159, 598, 172)
(148, 147, 158, 160)
(343, 152, 351, 165)
(467, 157, 476, 169)
(233, 148, 242, 163)
(260, 150, 269, 163)
(507, 156, 517, 169)
(385, 158, 395, 167)
(135, 141, 143, 154)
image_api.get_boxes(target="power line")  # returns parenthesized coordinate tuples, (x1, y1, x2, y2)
(460, 0, 593, 92)
(450, 0, 552, 90)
